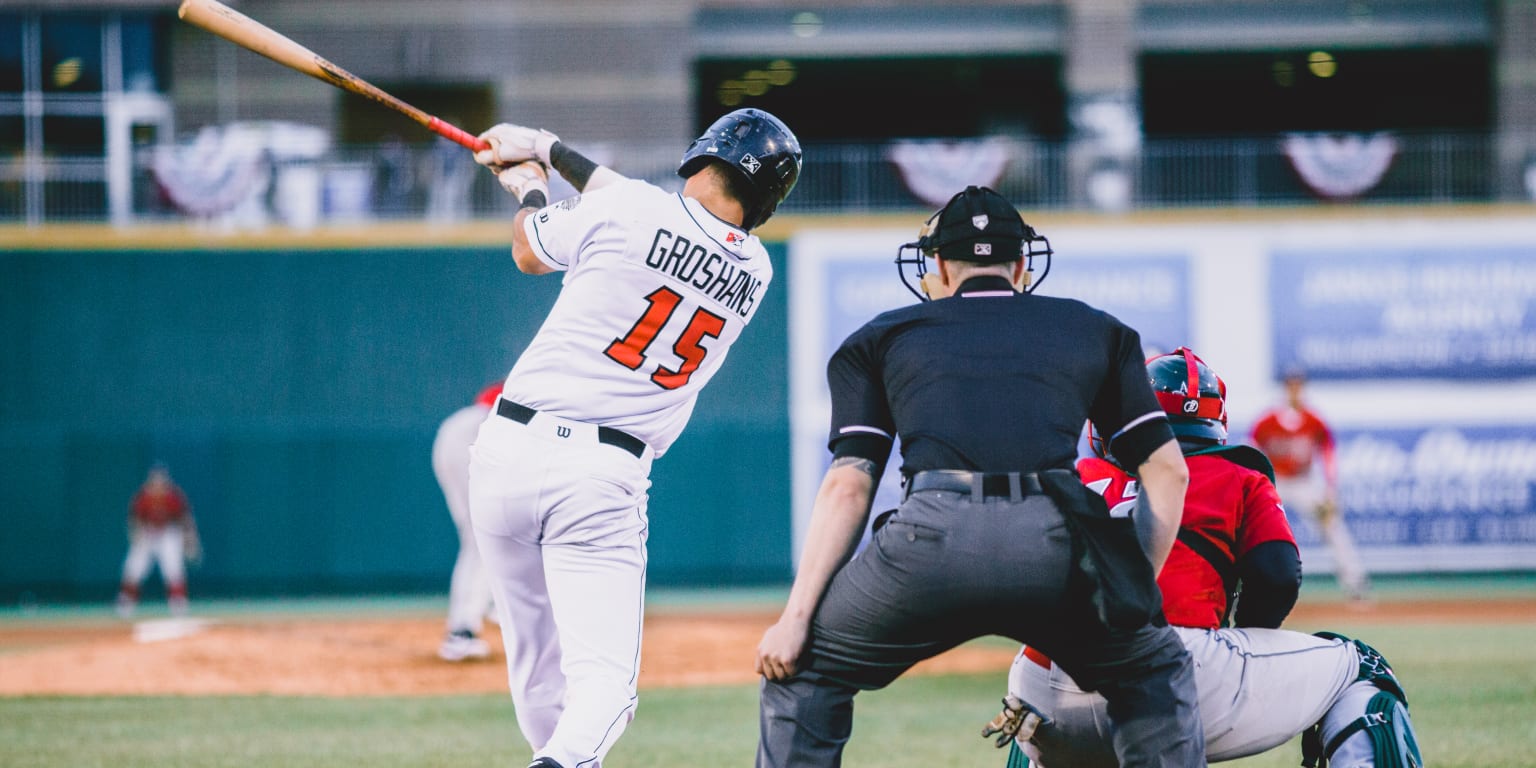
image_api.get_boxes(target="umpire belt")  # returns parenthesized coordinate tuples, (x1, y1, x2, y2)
(496, 399, 647, 459)
(904, 470, 1044, 502)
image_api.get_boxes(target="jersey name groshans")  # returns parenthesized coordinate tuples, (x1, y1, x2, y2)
(645, 228, 761, 318)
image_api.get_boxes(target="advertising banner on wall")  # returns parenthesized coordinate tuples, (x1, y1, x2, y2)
(1295, 424, 1536, 573)
(791, 215, 1536, 574)
(1270, 246, 1536, 380)
(1033, 254, 1190, 356)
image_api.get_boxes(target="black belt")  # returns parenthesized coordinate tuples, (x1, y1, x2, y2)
(496, 399, 647, 459)
(904, 470, 1044, 501)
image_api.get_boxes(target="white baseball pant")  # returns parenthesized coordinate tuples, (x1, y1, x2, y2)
(121, 524, 187, 596)
(433, 403, 496, 636)
(1276, 472, 1370, 596)
(1012, 626, 1363, 766)
(469, 407, 653, 768)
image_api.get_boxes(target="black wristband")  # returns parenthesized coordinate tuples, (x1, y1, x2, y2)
(520, 189, 547, 210)
(548, 142, 599, 191)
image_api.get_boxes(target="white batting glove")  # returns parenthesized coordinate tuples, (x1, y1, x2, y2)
(496, 160, 549, 204)
(474, 124, 559, 169)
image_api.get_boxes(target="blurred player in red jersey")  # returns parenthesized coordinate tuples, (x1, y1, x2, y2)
(1250, 369, 1371, 601)
(115, 463, 199, 618)
(984, 349, 1422, 768)
(433, 381, 504, 662)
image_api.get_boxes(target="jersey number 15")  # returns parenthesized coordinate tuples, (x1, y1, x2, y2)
(605, 286, 726, 390)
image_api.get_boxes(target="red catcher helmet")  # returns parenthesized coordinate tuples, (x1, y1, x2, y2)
(1146, 346, 1228, 445)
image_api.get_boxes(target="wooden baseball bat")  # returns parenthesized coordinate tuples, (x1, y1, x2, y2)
(177, 0, 489, 152)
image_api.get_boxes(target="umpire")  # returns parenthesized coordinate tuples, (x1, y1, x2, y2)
(755, 186, 1203, 767)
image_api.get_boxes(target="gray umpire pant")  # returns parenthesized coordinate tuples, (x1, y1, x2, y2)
(757, 489, 1204, 768)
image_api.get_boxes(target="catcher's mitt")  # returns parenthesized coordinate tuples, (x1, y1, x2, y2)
(980, 695, 1049, 748)
(1316, 497, 1339, 525)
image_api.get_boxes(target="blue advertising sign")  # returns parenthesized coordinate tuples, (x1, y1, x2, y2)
(1271, 247, 1536, 379)
(1034, 253, 1190, 355)
(1287, 425, 1536, 571)
(822, 252, 1190, 357)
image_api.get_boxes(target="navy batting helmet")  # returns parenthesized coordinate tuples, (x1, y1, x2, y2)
(1146, 346, 1228, 446)
(678, 108, 802, 230)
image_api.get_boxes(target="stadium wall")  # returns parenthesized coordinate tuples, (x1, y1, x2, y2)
(789, 206, 1536, 576)
(0, 236, 791, 601)
(6, 205, 1536, 602)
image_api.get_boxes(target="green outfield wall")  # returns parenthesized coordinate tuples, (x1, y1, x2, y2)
(0, 240, 792, 601)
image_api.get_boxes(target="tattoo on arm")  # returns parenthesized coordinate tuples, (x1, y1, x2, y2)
(829, 456, 878, 477)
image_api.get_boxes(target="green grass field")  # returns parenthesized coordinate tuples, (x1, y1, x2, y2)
(2, 581, 1534, 767)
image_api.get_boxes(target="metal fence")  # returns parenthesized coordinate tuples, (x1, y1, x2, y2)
(1, 132, 1530, 226)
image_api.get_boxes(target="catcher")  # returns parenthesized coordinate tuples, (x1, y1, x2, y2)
(983, 348, 1422, 768)
(115, 462, 200, 618)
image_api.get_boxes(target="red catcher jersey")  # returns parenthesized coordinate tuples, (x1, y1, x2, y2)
(1077, 454, 1295, 629)
(129, 485, 191, 527)
(1249, 406, 1333, 479)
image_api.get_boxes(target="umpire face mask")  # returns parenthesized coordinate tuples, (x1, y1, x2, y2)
(895, 185, 1053, 301)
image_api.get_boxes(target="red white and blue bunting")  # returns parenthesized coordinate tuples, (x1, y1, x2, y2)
(1282, 132, 1398, 200)
(887, 138, 1011, 207)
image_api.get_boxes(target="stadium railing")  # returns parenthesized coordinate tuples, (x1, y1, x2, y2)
(0, 132, 1530, 226)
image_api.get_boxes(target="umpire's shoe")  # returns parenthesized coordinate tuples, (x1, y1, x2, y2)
(528, 758, 565, 768)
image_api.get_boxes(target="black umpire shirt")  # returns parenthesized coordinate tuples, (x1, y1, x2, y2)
(827, 275, 1173, 477)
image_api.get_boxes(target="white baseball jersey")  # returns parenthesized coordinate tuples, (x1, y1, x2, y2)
(507, 178, 773, 457)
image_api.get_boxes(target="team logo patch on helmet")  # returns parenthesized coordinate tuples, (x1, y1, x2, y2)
(972, 214, 989, 230)
(740, 153, 762, 173)
(1183, 400, 1199, 414)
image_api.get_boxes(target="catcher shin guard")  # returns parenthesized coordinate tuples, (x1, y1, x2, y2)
(1301, 633, 1423, 768)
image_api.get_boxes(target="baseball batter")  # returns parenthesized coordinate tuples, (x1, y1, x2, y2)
(1251, 369, 1372, 600)
(433, 381, 504, 662)
(466, 109, 801, 768)
(115, 463, 199, 619)
(987, 349, 1422, 768)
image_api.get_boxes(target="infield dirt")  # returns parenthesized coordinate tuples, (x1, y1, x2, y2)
(0, 596, 1530, 697)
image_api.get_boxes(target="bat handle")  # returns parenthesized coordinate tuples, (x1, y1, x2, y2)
(428, 116, 490, 153)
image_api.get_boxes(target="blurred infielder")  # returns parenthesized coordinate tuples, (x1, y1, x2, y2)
(1250, 368, 1372, 600)
(433, 381, 504, 662)
(985, 349, 1422, 768)
(466, 108, 801, 768)
(115, 463, 200, 619)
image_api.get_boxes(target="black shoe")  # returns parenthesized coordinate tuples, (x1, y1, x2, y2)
(528, 759, 565, 768)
